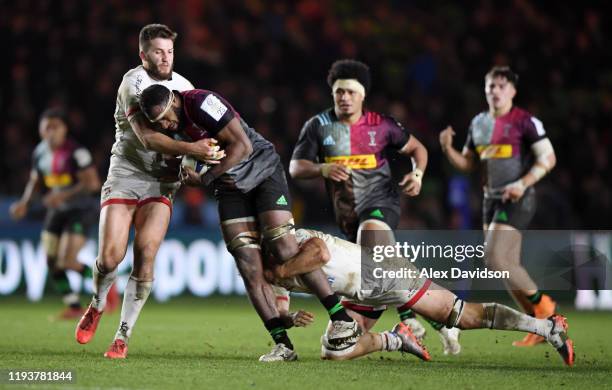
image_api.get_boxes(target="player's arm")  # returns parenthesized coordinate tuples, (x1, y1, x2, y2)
(129, 114, 219, 162)
(272, 287, 315, 329)
(398, 134, 428, 196)
(439, 125, 477, 173)
(9, 168, 41, 220)
(269, 237, 330, 280)
(43, 167, 102, 209)
(187, 117, 253, 186)
(289, 118, 350, 182)
(503, 138, 556, 202)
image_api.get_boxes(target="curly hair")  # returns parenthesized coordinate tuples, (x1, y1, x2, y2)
(327, 59, 371, 93)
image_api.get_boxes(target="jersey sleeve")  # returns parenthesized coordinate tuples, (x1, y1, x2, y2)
(291, 118, 320, 161)
(386, 116, 411, 149)
(189, 91, 236, 135)
(72, 146, 94, 170)
(521, 114, 547, 146)
(463, 119, 477, 153)
(117, 75, 142, 119)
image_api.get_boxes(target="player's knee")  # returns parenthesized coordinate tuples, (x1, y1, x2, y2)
(99, 246, 125, 269)
(262, 221, 295, 261)
(134, 242, 159, 263)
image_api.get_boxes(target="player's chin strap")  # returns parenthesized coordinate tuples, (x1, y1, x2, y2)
(445, 297, 466, 328)
(227, 231, 261, 252)
(262, 219, 296, 242)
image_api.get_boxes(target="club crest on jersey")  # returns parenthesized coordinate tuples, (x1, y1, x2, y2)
(323, 135, 336, 146)
(368, 131, 377, 146)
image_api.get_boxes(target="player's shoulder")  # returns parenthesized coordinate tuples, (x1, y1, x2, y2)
(121, 65, 147, 84)
(33, 141, 48, 156)
(168, 71, 194, 90)
(310, 108, 335, 127)
(375, 112, 407, 130)
(510, 106, 536, 120)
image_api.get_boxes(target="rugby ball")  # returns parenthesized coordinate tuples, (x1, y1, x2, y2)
(181, 155, 210, 176)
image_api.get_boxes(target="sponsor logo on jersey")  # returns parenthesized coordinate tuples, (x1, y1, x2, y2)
(323, 135, 336, 146)
(476, 144, 513, 159)
(44, 173, 72, 188)
(324, 154, 377, 169)
(201, 94, 228, 121)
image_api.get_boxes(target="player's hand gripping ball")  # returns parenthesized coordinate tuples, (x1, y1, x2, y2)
(181, 155, 211, 176)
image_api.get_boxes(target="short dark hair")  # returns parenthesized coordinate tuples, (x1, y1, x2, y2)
(485, 66, 519, 86)
(139, 24, 177, 52)
(40, 107, 68, 125)
(327, 59, 371, 93)
(139, 84, 173, 122)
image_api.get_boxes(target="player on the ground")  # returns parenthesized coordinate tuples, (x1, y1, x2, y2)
(439, 66, 558, 347)
(74, 24, 222, 359)
(266, 228, 574, 366)
(139, 84, 361, 362)
(10, 108, 109, 319)
(289, 59, 436, 342)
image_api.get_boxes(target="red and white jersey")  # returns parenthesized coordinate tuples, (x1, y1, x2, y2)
(111, 65, 193, 178)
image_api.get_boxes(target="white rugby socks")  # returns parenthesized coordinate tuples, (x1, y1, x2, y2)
(91, 262, 117, 311)
(114, 276, 153, 343)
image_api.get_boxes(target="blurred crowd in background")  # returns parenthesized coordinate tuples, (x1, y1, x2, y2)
(2, 0, 610, 230)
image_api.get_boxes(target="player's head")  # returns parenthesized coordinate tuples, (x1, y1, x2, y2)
(484, 66, 518, 113)
(39, 108, 68, 149)
(327, 59, 371, 117)
(139, 24, 177, 80)
(139, 84, 182, 131)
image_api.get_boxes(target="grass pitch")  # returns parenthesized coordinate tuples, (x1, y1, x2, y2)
(1, 296, 611, 389)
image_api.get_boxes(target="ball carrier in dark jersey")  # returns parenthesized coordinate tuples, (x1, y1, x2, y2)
(289, 59, 451, 346)
(440, 66, 558, 347)
(139, 84, 361, 362)
(10, 109, 112, 319)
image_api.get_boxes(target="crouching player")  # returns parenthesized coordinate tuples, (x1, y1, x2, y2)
(265, 229, 575, 366)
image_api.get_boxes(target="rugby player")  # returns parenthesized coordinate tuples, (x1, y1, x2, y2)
(266, 229, 574, 366)
(139, 85, 360, 362)
(439, 66, 558, 346)
(74, 24, 221, 359)
(290, 59, 435, 342)
(10, 108, 110, 319)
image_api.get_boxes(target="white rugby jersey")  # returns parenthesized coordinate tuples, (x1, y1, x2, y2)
(111, 65, 193, 177)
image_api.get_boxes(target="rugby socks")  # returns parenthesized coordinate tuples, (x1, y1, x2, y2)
(380, 331, 402, 352)
(91, 262, 117, 311)
(114, 276, 153, 343)
(482, 303, 552, 338)
(425, 319, 445, 331)
(321, 295, 354, 323)
(52, 270, 80, 308)
(264, 318, 294, 350)
(397, 308, 416, 321)
(526, 291, 543, 305)
(79, 265, 93, 279)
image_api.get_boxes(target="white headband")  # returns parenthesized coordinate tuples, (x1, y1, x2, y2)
(151, 91, 174, 122)
(332, 79, 366, 97)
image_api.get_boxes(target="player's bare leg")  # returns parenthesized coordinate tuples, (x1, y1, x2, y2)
(41, 231, 80, 319)
(485, 223, 556, 346)
(221, 217, 297, 361)
(76, 204, 134, 344)
(104, 201, 170, 359)
(260, 210, 359, 346)
(410, 283, 574, 366)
